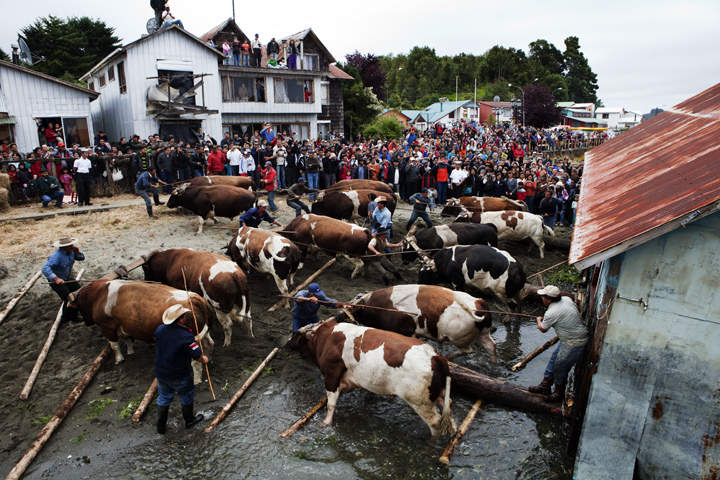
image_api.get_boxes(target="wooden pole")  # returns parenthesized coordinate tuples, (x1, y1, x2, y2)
(0, 270, 42, 325)
(279, 397, 328, 438)
(181, 268, 216, 401)
(100, 251, 156, 281)
(6, 345, 110, 480)
(205, 347, 279, 433)
(20, 268, 85, 400)
(268, 257, 337, 312)
(131, 378, 158, 423)
(510, 336, 559, 372)
(439, 399, 482, 465)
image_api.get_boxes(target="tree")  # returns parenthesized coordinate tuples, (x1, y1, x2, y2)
(0, 48, 8, 62)
(529, 39, 565, 76)
(523, 84, 561, 128)
(345, 52, 387, 101)
(340, 65, 383, 138)
(21, 15, 121, 80)
(363, 117, 404, 139)
(563, 36, 598, 103)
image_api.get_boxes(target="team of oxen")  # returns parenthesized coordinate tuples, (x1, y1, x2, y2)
(66, 177, 554, 437)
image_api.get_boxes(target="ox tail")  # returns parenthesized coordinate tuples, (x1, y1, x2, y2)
(439, 375, 454, 436)
(543, 224, 555, 237)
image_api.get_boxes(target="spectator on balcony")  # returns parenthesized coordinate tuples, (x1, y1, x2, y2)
(231, 37, 242, 66)
(241, 38, 251, 67)
(267, 38, 280, 61)
(221, 40, 231, 66)
(251, 34, 262, 67)
(287, 39, 299, 70)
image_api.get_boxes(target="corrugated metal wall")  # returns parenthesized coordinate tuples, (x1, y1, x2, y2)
(575, 212, 720, 479)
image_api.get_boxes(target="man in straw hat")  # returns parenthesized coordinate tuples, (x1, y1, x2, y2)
(42, 237, 85, 323)
(527, 285, 589, 403)
(154, 304, 209, 434)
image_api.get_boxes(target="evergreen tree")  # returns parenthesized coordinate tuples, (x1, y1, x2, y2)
(0, 48, 9, 62)
(563, 36, 599, 103)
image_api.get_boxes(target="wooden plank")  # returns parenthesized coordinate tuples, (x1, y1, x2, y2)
(439, 400, 483, 465)
(510, 336, 559, 372)
(0, 201, 138, 223)
(0, 270, 42, 325)
(131, 378, 158, 423)
(268, 257, 337, 312)
(279, 397, 328, 438)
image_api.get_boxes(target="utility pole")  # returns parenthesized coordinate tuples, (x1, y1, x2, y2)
(455, 76, 458, 103)
(232, 0, 236, 20)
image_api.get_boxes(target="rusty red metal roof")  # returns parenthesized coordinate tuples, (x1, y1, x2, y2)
(570, 82, 720, 268)
(328, 64, 354, 80)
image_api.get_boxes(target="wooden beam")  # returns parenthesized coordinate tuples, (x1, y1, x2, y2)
(131, 378, 158, 423)
(439, 400, 482, 465)
(268, 257, 337, 312)
(0, 270, 42, 325)
(510, 336, 558, 372)
(279, 397, 328, 438)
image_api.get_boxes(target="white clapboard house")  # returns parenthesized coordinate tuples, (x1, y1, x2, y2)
(0, 60, 98, 152)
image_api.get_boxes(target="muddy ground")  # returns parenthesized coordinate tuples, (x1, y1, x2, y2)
(0, 195, 574, 479)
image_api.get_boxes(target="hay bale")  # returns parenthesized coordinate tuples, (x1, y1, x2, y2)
(0, 187, 9, 212)
(0, 173, 9, 191)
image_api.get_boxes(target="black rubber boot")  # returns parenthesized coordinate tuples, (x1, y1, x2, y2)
(528, 377, 553, 395)
(156, 406, 169, 434)
(547, 384, 565, 403)
(182, 404, 203, 429)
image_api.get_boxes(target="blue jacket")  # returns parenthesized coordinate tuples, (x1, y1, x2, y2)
(42, 249, 85, 281)
(239, 207, 274, 227)
(154, 323, 202, 382)
(292, 289, 337, 321)
(135, 171, 158, 191)
(371, 206, 392, 230)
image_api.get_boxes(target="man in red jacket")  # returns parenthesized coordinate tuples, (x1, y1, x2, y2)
(207, 145, 226, 175)
(261, 161, 278, 212)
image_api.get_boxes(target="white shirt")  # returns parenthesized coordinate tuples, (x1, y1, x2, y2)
(74, 157, 91, 173)
(227, 148, 242, 167)
(449, 168, 468, 185)
(541, 297, 589, 347)
(273, 146, 287, 166)
(243, 154, 255, 172)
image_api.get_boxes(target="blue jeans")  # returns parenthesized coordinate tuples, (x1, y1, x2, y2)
(230, 165, 240, 176)
(242, 53, 250, 66)
(232, 53, 241, 66)
(437, 182, 448, 204)
(407, 210, 432, 229)
(293, 315, 318, 332)
(276, 165, 286, 188)
(41, 190, 64, 207)
(162, 19, 184, 29)
(543, 214, 556, 229)
(307, 172, 319, 199)
(287, 199, 309, 216)
(136, 187, 159, 215)
(157, 375, 194, 407)
(267, 190, 277, 211)
(544, 342, 586, 386)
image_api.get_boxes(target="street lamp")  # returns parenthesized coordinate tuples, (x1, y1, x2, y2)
(508, 83, 525, 127)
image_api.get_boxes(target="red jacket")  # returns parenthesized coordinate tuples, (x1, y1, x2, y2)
(262, 167, 276, 191)
(207, 151, 226, 174)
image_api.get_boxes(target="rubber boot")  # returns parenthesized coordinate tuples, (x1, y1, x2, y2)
(528, 377, 553, 395)
(182, 404, 203, 429)
(547, 383, 565, 403)
(156, 405, 169, 434)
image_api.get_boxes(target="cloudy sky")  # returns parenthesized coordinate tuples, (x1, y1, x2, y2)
(3, 0, 718, 113)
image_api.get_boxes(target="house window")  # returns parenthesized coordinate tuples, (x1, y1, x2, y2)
(320, 82, 329, 105)
(302, 54, 319, 71)
(117, 61, 127, 94)
(274, 78, 313, 103)
(98, 73, 106, 88)
(221, 75, 265, 102)
(61, 117, 90, 146)
(108, 65, 115, 82)
(602, 113, 609, 119)
(89, 82, 95, 91)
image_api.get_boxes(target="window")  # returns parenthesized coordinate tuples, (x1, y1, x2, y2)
(602, 113, 609, 119)
(221, 75, 266, 102)
(89, 82, 95, 91)
(320, 82, 329, 105)
(302, 54, 319, 71)
(274, 78, 313, 103)
(118, 61, 127, 94)
(98, 73, 106, 88)
(108, 65, 115, 82)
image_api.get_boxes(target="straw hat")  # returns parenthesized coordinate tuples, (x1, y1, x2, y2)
(162, 304, 190, 325)
(54, 237, 77, 248)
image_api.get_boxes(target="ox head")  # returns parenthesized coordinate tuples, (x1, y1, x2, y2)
(166, 182, 191, 208)
(285, 321, 323, 359)
(440, 198, 461, 217)
(417, 256, 438, 284)
(310, 196, 327, 215)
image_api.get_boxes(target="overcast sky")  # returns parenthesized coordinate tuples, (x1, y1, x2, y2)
(3, 0, 718, 113)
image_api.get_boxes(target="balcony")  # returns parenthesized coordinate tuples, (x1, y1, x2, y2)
(219, 65, 326, 77)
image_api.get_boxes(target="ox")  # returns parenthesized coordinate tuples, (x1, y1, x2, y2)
(324, 179, 394, 195)
(68, 279, 214, 384)
(441, 196, 527, 217)
(189, 175, 254, 190)
(344, 284, 496, 361)
(455, 209, 554, 258)
(288, 319, 456, 437)
(402, 223, 498, 264)
(227, 226, 302, 306)
(311, 189, 396, 221)
(282, 214, 371, 278)
(166, 183, 255, 233)
(142, 248, 251, 346)
(418, 244, 526, 309)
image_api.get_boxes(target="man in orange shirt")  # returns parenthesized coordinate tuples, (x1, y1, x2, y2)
(207, 146, 226, 175)
(261, 161, 278, 212)
(368, 158, 381, 180)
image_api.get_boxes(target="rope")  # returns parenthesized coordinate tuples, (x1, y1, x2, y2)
(529, 260, 567, 279)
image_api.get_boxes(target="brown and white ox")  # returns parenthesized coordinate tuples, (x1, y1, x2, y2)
(68, 279, 214, 384)
(441, 196, 527, 217)
(166, 183, 256, 233)
(324, 179, 394, 195)
(344, 285, 496, 361)
(311, 189, 396, 221)
(282, 214, 371, 278)
(142, 249, 251, 346)
(227, 226, 302, 306)
(189, 175, 254, 190)
(455, 209, 555, 258)
(288, 319, 456, 437)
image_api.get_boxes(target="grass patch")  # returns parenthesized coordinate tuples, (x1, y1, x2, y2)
(85, 398, 116, 420)
(31, 415, 52, 426)
(546, 265, 583, 286)
(263, 367, 276, 376)
(72, 432, 88, 444)
(222, 380, 230, 392)
(118, 396, 143, 421)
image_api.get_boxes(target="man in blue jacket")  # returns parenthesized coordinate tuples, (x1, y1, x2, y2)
(292, 283, 338, 332)
(238, 199, 283, 228)
(154, 304, 209, 434)
(42, 236, 85, 323)
(135, 167, 166, 218)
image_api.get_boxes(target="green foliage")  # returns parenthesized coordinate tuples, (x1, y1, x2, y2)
(563, 36, 599, 103)
(21, 15, 121, 81)
(546, 265, 583, 286)
(0, 48, 9, 62)
(222, 380, 230, 392)
(85, 398, 116, 420)
(363, 117, 404, 140)
(340, 64, 383, 138)
(263, 366, 276, 376)
(72, 432, 88, 444)
(32, 415, 53, 426)
(118, 396, 142, 421)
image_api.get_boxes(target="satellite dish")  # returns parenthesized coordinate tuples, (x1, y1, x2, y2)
(146, 17, 160, 35)
(493, 95, 501, 102)
(17, 36, 44, 66)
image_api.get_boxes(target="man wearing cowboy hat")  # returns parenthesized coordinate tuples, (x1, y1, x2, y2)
(370, 196, 393, 239)
(366, 228, 403, 285)
(238, 199, 282, 228)
(154, 304, 209, 434)
(292, 283, 338, 332)
(42, 237, 85, 323)
(528, 285, 589, 403)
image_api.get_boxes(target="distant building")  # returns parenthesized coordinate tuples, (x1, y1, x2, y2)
(377, 108, 428, 131)
(476, 101, 513, 124)
(0, 59, 98, 152)
(560, 103, 606, 128)
(595, 107, 642, 129)
(421, 100, 477, 127)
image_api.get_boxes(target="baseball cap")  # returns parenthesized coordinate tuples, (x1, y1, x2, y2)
(537, 285, 561, 298)
(308, 283, 322, 294)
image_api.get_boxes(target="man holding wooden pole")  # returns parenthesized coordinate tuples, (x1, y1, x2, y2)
(42, 237, 85, 324)
(291, 283, 338, 332)
(528, 285, 589, 403)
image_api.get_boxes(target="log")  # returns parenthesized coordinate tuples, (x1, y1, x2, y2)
(6, 345, 110, 480)
(268, 257, 337, 312)
(100, 251, 156, 281)
(544, 235, 570, 251)
(131, 378, 158, 423)
(447, 362, 562, 415)
(205, 347, 279, 433)
(280, 397, 328, 438)
(510, 336, 559, 371)
(0, 270, 42, 325)
(20, 268, 85, 400)
(439, 400, 482, 465)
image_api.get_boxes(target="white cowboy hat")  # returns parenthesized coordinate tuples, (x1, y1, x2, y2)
(162, 304, 190, 325)
(54, 237, 77, 248)
(257, 199, 269, 208)
(537, 285, 561, 298)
